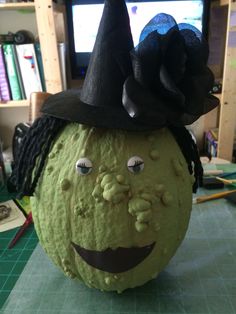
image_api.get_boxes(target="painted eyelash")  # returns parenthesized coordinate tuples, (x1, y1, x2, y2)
(128, 160, 143, 167)
(77, 162, 85, 167)
(77, 163, 91, 168)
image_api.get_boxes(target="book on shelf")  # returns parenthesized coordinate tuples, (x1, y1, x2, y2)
(13, 45, 26, 99)
(2, 44, 24, 101)
(58, 42, 67, 91)
(0, 45, 11, 102)
(34, 43, 46, 92)
(15, 43, 43, 99)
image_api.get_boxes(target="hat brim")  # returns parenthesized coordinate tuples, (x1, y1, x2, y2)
(41, 89, 161, 131)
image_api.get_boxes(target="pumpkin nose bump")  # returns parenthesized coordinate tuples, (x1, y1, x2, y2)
(101, 174, 130, 204)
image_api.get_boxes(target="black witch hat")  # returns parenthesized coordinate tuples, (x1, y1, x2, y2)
(41, 0, 219, 131)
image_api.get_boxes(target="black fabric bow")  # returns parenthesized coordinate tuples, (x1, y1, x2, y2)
(122, 14, 219, 127)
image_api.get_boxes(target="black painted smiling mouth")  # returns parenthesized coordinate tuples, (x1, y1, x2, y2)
(71, 242, 155, 273)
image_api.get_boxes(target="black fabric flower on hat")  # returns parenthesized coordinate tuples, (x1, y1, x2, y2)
(122, 13, 219, 127)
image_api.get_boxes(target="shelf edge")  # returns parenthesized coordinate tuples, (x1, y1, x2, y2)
(0, 100, 30, 108)
(0, 3, 35, 11)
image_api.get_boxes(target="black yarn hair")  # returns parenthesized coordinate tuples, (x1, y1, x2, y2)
(8, 115, 67, 198)
(8, 116, 202, 198)
(169, 126, 203, 193)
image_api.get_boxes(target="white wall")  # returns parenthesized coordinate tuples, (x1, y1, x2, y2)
(0, 10, 37, 36)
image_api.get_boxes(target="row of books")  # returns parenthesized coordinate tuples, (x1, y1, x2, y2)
(204, 128, 236, 158)
(0, 43, 45, 101)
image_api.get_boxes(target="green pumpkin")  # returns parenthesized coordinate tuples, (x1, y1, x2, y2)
(31, 123, 193, 292)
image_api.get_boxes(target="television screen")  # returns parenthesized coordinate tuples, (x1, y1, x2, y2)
(67, 0, 209, 78)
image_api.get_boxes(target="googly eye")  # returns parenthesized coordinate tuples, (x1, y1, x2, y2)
(76, 158, 93, 175)
(127, 156, 144, 174)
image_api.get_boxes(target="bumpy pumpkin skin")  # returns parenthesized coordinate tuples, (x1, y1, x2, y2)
(31, 124, 193, 292)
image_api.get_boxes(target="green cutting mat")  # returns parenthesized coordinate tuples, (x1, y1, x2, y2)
(0, 225, 38, 310)
(1, 194, 236, 314)
(0, 185, 38, 310)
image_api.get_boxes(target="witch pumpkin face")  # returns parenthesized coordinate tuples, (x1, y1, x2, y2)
(31, 124, 193, 292)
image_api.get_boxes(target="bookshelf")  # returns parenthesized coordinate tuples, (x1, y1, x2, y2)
(190, 0, 236, 161)
(0, 0, 65, 109)
(0, 0, 66, 148)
